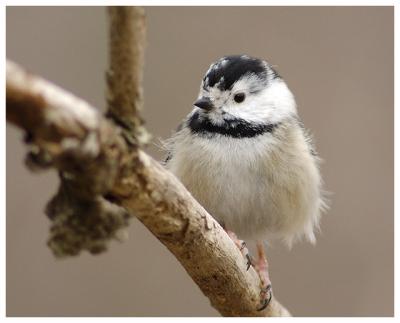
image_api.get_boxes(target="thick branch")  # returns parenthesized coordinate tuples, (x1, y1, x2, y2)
(6, 60, 290, 317)
(106, 6, 149, 145)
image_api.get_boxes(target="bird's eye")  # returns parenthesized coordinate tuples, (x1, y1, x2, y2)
(234, 93, 246, 103)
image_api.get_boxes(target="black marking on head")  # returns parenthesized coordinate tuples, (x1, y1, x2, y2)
(188, 111, 279, 139)
(203, 55, 269, 91)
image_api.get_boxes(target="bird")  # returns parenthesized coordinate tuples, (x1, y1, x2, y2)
(163, 54, 326, 310)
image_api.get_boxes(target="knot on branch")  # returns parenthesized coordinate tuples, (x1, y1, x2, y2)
(18, 106, 136, 257)
(46, 180, 131, 258)
(25, 120, 127, 196)
(40, 124, 136, 257)
(105, 109, 151, 147)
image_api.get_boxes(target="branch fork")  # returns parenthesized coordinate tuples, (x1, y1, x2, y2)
(6, 7, 290, 317)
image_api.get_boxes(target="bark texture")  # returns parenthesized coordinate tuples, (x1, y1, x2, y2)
(6, 6, 291, 317)
(106, 7, 149, 145)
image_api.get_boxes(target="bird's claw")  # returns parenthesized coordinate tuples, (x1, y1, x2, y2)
(246, 254, 254, 271)
(257, 284, 272, 311)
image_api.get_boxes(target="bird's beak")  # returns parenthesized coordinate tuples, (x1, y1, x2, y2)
(193, 97, 215, 111)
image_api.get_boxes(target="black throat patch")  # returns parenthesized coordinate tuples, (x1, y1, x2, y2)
(188, 112, 278, 139)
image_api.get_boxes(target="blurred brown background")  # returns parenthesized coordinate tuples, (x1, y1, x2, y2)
(6, 6, 393, 317)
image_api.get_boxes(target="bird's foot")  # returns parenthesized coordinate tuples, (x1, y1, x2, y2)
(226, 230, 254, 271)
(257, 284, 272, 311)
(225, 231, 273, 310)
(245, 253, 255, 271)
(240, 241, 255, 270)
(255, 241, 273, 311)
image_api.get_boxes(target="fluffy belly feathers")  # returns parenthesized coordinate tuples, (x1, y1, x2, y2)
(166, 130, 322, 246)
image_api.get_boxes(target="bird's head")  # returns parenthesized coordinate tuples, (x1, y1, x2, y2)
(193, 55, 297, 127)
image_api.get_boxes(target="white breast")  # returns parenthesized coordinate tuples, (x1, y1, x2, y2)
(165, 124, 324, 247)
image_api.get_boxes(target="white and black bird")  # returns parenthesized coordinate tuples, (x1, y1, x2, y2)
(164, 55, 326, 310)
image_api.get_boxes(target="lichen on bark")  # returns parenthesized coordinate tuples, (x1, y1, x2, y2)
(46, 180, 131, 257)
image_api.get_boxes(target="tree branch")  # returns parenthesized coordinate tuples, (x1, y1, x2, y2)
(6, 6, 291, 317)
(106, 7, 149, 146)
(6, 60, 290, 317)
